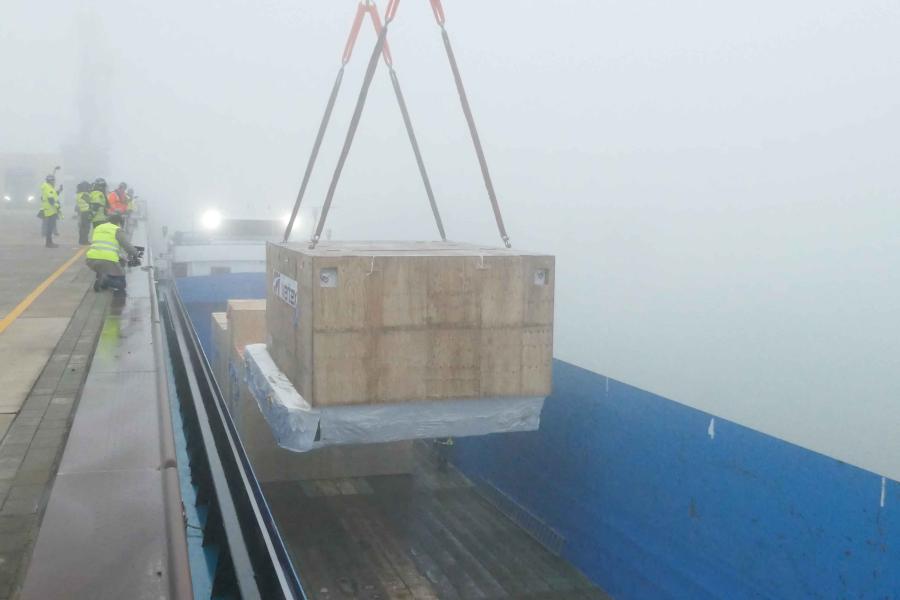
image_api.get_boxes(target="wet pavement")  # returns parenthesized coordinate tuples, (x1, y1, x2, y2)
(18, 222, 177, 600)
(0, 208, 108, 598)
(0, 274, 108, 598)
(0, 208, 94, 417)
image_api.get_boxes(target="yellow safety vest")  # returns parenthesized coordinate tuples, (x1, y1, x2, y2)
(41, 182, 59, 217)
(89, 190, 108, 223)
(76, 192, 91, 213)
(86, 222, 121, 262)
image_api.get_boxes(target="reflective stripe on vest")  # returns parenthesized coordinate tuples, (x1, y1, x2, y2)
(86, 223, 121, 262)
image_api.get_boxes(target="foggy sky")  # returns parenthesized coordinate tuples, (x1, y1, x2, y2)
(2, 1, 898, 479)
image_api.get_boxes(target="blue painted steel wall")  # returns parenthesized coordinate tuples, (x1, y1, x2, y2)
(454, 361, 899, 599)
(176, 273, 266, 362)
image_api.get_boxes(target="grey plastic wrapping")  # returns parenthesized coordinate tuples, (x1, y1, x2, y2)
(243, 343, 545, 453)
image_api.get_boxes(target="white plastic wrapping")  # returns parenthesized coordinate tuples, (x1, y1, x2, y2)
(243, 344, 319, 451)
(243, 343, 544, 452)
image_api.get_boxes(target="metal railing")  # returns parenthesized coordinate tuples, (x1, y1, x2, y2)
(160, 282, 306, 599)
(148, 235, 194, 600)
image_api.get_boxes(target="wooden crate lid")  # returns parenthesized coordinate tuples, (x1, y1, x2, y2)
(273, 240, 551, 258)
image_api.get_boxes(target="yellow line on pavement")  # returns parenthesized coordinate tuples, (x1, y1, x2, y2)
(0, 247, 87, 335)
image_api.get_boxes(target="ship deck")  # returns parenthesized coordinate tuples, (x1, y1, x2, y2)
(265, 444, 609, 600)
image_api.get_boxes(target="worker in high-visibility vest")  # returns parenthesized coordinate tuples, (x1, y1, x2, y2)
(85, 213, 138, 292)
(125, 187, 136, 230)
(75, 181, 93, 245)
(40, 174, 62, 248)
(107, 182, 128, 217)
(90, 178, 109, 226)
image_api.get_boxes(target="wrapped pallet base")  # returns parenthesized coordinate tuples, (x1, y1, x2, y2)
(244, 343, 544, 453)
(236, 376, 414, 480)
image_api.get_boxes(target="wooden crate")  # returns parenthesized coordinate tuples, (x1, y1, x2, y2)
(267, 241, 554, 407)
(210, 312, 229, 389)
(221, 300, 267, 429)
(226, 299, 266, 351)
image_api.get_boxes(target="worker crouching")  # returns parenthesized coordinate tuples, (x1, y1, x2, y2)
(85, 213, 138, 293)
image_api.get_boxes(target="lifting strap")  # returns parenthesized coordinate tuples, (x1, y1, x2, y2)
(372, 3, 446, 241)
(285, 0, 445, 245)
(429, 0, 510, 247)
(387, 57, 446, 242)
(310, 4, 394, 248)
(282, 1, 374, 244)
(287, 0, 511, 249)
(282, 66, 344, 243)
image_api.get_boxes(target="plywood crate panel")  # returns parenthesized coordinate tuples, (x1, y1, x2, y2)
(226, 299, 267, 351)
(211, 312, 229, 395)
(267, 241, 554, 407)
(223, 299, 267, 426)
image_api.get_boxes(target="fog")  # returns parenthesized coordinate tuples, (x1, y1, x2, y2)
(2, 1, 898, 479)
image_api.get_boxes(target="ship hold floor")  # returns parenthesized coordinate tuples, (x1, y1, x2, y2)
(262, 445, 611, 600)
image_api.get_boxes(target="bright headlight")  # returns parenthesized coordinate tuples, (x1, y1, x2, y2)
(2, 195, 10, 202)
(27, 195, 35, 203)
(282, 213, 303, 227)
(200, 209, 222, 231)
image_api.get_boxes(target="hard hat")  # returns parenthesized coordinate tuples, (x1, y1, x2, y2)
(77, 181, 91, 193)
(46, 174, 55, 183)
(93, 178, 107, 192)
(118, 182, 127, 190)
